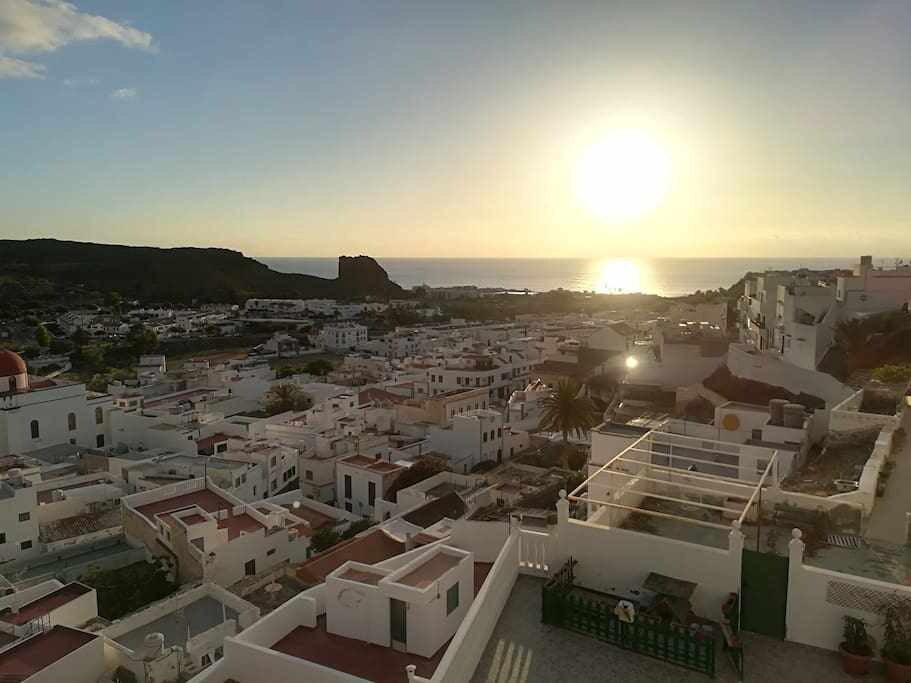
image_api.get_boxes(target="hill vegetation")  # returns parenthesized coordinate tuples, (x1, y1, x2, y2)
(0, 239, 404, 305)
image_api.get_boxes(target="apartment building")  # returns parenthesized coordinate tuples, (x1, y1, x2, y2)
(122, 479, 309, 586)
(0, 469, 39, 562)
(318, 323, 368, 351)
(425, 351, 530, 403)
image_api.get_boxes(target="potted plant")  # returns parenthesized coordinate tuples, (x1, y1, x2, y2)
(881, 605, 911, 682)
(840, 615, 874, 675)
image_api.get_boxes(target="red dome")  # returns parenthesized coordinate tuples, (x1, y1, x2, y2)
(0, 350, 27, 378)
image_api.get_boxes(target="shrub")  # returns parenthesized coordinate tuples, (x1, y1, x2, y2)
(871, 363, 911, 385)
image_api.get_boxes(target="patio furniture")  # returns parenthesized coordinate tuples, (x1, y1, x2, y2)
(641, 572, 697, 624)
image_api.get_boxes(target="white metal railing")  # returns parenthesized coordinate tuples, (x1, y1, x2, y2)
(518, 529, 549, 575)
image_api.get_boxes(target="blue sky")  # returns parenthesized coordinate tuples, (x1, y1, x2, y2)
(2, 1, 909, 258)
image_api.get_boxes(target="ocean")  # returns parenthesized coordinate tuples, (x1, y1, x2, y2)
(256, 257, 865, 298)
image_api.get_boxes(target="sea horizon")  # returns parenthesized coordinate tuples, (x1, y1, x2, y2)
(256, 255, 882, 298)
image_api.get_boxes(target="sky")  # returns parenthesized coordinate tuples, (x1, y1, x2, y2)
(1, 1, 909, 258)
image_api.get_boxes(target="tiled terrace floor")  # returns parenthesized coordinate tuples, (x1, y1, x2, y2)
(472, 576, 867, 683)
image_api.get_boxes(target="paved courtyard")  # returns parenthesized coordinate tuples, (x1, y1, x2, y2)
(471, 576, 869, 683)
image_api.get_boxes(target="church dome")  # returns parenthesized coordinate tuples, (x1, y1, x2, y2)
(0, 350, 28, 378)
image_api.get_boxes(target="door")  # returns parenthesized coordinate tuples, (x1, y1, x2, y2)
(390, 599, 407, 651)
(741, 549, 788, 638)
(244, 559, 256, 576)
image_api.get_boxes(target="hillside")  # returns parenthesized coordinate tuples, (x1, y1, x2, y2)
(0, 239, 404, 304)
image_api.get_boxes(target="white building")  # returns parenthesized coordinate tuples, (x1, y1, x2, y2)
(318, 323, 368, 351)
(0, 350, 114, 456)
(427, 409, 528, 473)
(0, 469, 39, 562)
(335, 454, 405, 517)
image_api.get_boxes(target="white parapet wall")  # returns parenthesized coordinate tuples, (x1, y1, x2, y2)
(786, 530, 911, 653)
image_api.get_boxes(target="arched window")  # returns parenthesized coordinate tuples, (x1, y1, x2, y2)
(67, 412, 77, 431)
(95, 407, 104, 425)
(30, 420, 40, 439)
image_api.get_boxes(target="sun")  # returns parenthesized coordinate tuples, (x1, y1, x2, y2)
(576, 128, 672, 222)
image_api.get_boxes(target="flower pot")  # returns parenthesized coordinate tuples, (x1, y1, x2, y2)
(884, 657, 911, 683)
(839, 644, 872, 676)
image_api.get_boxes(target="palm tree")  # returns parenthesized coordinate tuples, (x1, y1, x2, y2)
(538, 379, 597, 443)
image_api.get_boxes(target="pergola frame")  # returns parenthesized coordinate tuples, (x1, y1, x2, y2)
(570, 430, 778, 530)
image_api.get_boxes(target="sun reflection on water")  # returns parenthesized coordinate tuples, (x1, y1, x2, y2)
(591, 259, 649, 294)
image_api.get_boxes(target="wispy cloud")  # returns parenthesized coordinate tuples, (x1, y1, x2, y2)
(0, 0, 155, 79)
(0, 55, 46, 79)
(62, 75, 99, 87)
(110, 87, 137, 100)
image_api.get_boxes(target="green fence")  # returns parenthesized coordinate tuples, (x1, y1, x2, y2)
(542, 577, 716, 677)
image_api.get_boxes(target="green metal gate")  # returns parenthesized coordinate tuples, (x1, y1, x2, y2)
(741, 549, 789, 639)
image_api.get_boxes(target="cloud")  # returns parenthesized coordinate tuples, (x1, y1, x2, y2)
(0, 0, 155, 54)
(110, 87, 136, 100)
(62, 75, 99, 87)
(0, 55, 46, 78)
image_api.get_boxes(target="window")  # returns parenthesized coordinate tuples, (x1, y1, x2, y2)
(18, 512, 30, 522)
(344, 474, 352, 499)
(20, 540, 32, 551)
(756, 459, 769, 475)
(30, 420, 39, 439)
(271, 456, 277, 467)
(345, 502, 352, 512)
(306, 469, 313, 481)
(751, 429, 763, 440)
(0, 533, 5, 544)
(216, 443, 227, 454)
(368, 481, 376, 507)
(96, 434, 105, 448)
(95, 407, 104, 425)
(446, 582, 459, 615)
(267, 548, 276, 556)
(483, 432, 488, 442)
(67, 412, 77, 431)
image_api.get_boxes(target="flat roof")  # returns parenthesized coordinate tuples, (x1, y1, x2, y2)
(0, 583, 92, 625)
(114, 595, 238, 653)
(272, 563, 491, 683)
(133, 488, 235, 524)
(0, 626, 98, 679)
(396, 552, 462, 589)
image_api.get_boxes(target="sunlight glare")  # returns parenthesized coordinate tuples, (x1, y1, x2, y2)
(625, 356, 639, 369)
(577, 129, 672, 222)
(597, 258, 642, 293)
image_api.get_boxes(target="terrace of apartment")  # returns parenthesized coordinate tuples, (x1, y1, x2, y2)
(470, 576, 857, 683)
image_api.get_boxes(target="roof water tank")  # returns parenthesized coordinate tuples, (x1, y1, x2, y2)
(769, 399, 788, 426)
(783, 403, 805, 428)
(143, 632, 165, 660)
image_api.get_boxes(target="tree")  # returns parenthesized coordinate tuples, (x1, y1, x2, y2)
(304, 359, 334, 376)
(264, 383, 312, 415)
(35, 324, 51, 348)
(310, 527, 340, 554)
(835, 318, 871, 355)
(127, 323, 158, 354)
(539, 379, 597, 443)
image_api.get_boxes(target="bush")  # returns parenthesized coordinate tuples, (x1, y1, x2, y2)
(81, 561, 178, 620)
(871, 363, 911, 385)
(310, 527, 341, 553)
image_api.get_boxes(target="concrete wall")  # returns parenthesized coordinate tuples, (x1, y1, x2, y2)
(428, 533, 519, 683)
